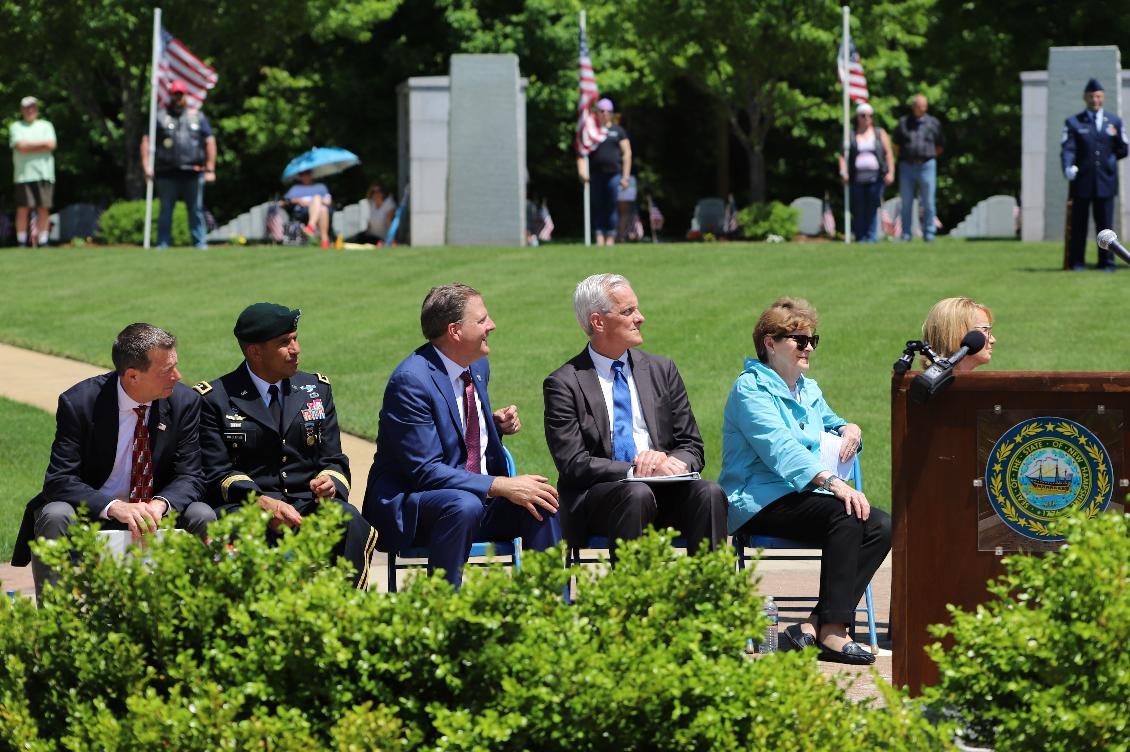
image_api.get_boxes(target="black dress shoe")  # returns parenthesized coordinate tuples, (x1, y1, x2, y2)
(782, 623, 817, 651)
(817, 639, 876, 665)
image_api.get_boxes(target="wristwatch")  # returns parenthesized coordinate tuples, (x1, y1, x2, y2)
(819, 474, 840, 493)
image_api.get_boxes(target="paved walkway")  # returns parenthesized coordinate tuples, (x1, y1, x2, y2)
(0, 342, 892, 701)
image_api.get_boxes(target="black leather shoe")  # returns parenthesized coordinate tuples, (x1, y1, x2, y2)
(817, 639, 876, 665)
(782, 623, 817, 651)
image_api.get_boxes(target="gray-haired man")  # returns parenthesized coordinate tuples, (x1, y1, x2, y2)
(12, 323, 214, 601)
(543, 273, 727, 558)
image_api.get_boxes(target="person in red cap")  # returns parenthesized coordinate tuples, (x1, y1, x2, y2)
(140, 80, 217, 249)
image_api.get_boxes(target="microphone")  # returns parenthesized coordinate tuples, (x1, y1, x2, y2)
(1096, 229, 1130, 265)
(909, 330, 988, 404)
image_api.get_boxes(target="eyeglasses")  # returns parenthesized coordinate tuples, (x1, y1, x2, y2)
(776, 333, 819, 350)
(973, 325, 993, 334)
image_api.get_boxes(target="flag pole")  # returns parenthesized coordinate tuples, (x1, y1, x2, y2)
(841, 6, 851, 245)
(581, 10, 592, 247)
(143, 7, 161, 249)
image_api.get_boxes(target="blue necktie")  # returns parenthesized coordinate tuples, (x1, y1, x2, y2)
(611, 360, 636, 462)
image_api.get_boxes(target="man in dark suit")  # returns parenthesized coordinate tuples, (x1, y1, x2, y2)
(12, 323, 213, 601)
(543, 273, 727, 557)
(1062, 77, 1129, 271)
(195, 303, 378, 589)
(363, 283, 561, 587)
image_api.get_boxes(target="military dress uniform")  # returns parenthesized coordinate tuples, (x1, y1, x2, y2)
(1062, 101, 1129, 269)
(195, 365, 377, 588)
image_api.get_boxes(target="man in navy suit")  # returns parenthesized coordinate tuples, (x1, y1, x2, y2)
(363, 283, 561, 587)
(1062, 77, 1129, 271)
(12, 323, 213, 601)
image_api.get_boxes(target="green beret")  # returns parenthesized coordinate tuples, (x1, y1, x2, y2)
(234, 302, 301, 343)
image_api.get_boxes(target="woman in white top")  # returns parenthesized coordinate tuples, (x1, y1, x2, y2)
(838, 103, 894, 242)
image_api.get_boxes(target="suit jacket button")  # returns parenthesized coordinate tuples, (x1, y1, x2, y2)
(282, 439, 286, 445)
(281, 472, 287, 478)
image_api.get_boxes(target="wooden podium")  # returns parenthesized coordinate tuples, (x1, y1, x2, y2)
(891, 372, 1130, 694)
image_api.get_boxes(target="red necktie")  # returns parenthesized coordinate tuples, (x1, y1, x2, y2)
(461, 371, 481, 473)
(129, 405, 153, 504)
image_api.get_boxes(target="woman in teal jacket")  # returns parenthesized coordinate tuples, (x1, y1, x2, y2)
(719, 297, 889, 665)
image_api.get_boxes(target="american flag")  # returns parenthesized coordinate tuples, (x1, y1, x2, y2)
(537, 201, 555, 242)
(575, 22, 606, 156)
(156, 27, 218, 110)
(823, 194, 837, 236)
(724, 194, 739, 235)
(647, 197, 665, 233)
(838, 31, 869, 103)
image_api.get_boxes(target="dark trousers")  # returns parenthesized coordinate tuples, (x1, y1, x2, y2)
(217, 498, 378, 590)
(1069, 194, 1115, 268)
(590, 172, 620, 236)
(849, 180, 883, 242)
(735, 491, 890, 625)
(412, 490, 562, 588)
(582, 479, 728, 559)
(31, 500, 215, 603)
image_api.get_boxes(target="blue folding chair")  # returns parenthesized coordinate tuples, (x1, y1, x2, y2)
(732, 451, 879, 653)
(385, 446, 522, 592)
(564, 530, 691, 603)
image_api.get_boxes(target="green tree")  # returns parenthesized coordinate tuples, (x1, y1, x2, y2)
(610, 0, 932, 204)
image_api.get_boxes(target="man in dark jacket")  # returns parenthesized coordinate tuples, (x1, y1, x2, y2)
(12, 323, 213, 602)
(1062, 78, 1129, 271)
(195, 303, 378, 589)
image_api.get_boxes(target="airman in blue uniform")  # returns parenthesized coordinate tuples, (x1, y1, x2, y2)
(1062, 78, 1129, 271)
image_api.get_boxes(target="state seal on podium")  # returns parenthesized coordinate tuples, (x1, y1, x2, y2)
(985, 417, 1113, 541)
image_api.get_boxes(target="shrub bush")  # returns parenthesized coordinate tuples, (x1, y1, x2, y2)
(926, 511, 1130, 752)
(735, 201, 800, 241)
(0, 509, 952, 750)
(98, 199, 191, 246)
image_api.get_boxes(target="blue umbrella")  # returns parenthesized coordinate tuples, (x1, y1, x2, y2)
(282, 147, 360, 182)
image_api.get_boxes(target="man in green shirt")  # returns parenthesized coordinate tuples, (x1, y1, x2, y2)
(9, 96, 56, 247)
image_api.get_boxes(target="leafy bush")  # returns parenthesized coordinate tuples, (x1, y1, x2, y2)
(926, 511, 1130, 751)
(735, 201, 800, 241)
(0, 509, 952, 750)
(98, 199, 190, 246)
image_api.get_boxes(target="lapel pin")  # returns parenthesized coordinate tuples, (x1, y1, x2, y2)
(240, 390, 248, 396)
(157, 423, 167, 431)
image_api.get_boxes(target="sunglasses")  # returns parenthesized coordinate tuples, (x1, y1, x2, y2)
(776, 333, 820, 350)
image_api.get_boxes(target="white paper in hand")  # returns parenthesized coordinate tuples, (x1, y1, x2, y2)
(819, 432, 855, 483)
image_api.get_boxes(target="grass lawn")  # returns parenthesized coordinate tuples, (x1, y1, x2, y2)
(1, 238, 1127, 556)
(0, 397, 54, 559)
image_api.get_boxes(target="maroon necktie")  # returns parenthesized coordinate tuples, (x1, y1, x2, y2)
(460, 371, 481, 473)
(129, 405, 154, 504)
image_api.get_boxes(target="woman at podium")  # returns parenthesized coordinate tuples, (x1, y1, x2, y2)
(719, 297, 890, 665)
(921, 297, 995, 369)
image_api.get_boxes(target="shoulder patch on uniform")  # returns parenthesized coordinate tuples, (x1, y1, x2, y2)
(316, 372, 331, 385)
(192, 381, 213, 395)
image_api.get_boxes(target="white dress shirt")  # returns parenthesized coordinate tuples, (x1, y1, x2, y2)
(245, 362, 283, 407)
(587, 345, 652, 457)
(432, 345, 490, 475)
(99, 379, 165, 519)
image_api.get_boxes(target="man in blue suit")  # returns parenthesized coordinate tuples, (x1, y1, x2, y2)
(363, 283, 561, 587)
(1062, 78, 1129, 271)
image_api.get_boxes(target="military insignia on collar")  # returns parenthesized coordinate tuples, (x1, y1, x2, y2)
(985, 417, 1113, 542)
(225, 413, 247, 422)
(316, 372, 331, 385)
(299, 384, 317, 393)
(192, 381, 213, 395)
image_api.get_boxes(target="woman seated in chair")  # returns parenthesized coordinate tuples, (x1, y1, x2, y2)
(718, 296, 889, 665)
(920, 297, 996, 370)
(282, 169, 332, 249)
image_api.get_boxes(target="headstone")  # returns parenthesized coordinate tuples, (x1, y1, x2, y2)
(446, 54, 526, 246)
(56, 203, 99, 241)
(248, 202, 269, 241)
(983, 195, 1019, 237)
(790, 196, 823, 236)
(1043, 47, 1121, 241)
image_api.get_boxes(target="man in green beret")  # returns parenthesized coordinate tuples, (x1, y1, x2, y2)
(195, 303, 378, 588)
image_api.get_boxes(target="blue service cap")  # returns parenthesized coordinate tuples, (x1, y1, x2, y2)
(1085, 78, 1104, 94)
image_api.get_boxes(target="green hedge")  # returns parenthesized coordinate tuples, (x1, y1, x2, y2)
(98, 199, 191, 246)
(735, 202, 800, 241)
(0, 509, 952, 750)
(926, 511, 1130, 751)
